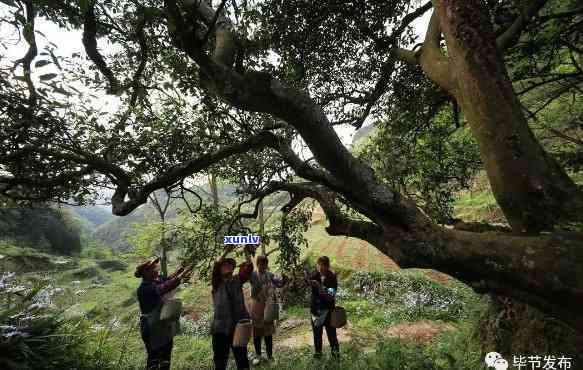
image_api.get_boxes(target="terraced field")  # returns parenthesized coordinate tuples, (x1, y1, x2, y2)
(303, 224, 399, 273)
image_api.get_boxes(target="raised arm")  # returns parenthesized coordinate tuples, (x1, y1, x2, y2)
(157, 267, 191, 295)
(156, 277, 181, 295)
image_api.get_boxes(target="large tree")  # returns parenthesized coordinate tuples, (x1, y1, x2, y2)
(1, 0, 583, 330)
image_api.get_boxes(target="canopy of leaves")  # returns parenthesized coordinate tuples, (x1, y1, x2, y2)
(0, 0, 580, 229)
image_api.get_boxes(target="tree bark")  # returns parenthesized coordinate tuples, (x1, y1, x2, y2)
(385, 228, 583, 331)
(316, 187, 583, 332)
(430, 0, 582, 232)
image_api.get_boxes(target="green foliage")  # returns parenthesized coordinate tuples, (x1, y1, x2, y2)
(126, 221, 165, 259)
(273, 204, 312, 271)
(80, 238, 115, 260)
(348, 270, 479, 326)
(0, 207, 82, 255)
(0, 273, 87, 370)
(355, 107, 482, 223)
(177, 204, 242, 279)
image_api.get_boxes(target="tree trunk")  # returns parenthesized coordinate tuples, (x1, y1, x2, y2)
(259, 200, 265, 255)
(160, 224, 168, 277)
(209, 174, 219, 208)
(327, 219, 583, 332)
(166, 0, 583, 332)
(431, 0, 581, 232)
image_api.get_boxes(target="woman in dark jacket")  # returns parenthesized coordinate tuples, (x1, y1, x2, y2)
(135, 258, 192, 370)
(211, 256, 253, 370)
(308, 256, 339, 358)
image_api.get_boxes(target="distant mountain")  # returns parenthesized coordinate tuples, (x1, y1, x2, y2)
(66, 205, 114, 230)
(83, 183, 238, 252)
(92, 204, 157, 252)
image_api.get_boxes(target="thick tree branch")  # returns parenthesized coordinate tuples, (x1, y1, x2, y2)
(164, 5, 430, 231)
(418, 11, 456, 94)
(381, 227, 583, 332)
(393, 47, 419, 64)
(496, 0, 549, 52)
(111, 131, 278, 216)
(175, 0, 237, 68)
(14, 0, 37, 106)
(82, 0, 120, 93)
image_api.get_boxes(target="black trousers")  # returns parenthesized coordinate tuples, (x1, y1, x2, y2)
(311, 313, 339, 356)
(142, 337, 173, 370)
(212, 332, 250, 370)
(253, 335, 273, 358)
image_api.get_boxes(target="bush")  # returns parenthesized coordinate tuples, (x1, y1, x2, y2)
(81, 241, 114, 260)
(179, 312, 212, 337)
(477, 296, 583, 365)
(349, 271, 474, 325)
(0, 272, 86, 370)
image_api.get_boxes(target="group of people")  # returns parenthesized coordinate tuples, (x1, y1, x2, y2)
(135, 253, 340, 370)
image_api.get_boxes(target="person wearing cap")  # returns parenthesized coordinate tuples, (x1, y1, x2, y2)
(135, 257, 192, 370)
(249, 255, 287, 365)
(210, 254, 253, 370)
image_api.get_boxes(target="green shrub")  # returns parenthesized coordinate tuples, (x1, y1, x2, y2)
(0, 273, 87, 369)
(349, 271, 476, 325)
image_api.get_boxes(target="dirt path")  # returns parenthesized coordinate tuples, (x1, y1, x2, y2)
(279, 325, 353, 349)
(384, 320, 456, 344)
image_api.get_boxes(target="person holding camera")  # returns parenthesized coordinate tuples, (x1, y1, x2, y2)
(306, 256, 339, 359)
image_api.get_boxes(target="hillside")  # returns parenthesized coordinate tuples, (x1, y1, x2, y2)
(0, 207, 82, 255)
(0, 239, 491, 369)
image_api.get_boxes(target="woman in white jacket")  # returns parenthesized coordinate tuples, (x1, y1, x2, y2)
(249, 255, 287, 365)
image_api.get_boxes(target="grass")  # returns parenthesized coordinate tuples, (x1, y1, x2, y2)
(2, 243, 492, 369)
(303, 225, 397, 276)
(453, 190, 503, 224)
